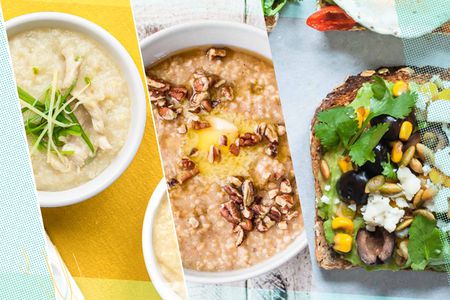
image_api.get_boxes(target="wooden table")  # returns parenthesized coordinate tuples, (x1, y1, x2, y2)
(132, 0, 312, 298)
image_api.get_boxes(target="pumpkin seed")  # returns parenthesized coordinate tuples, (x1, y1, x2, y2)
(398, 240, 409, 259)
(379, 183, 403, 195)
(412, 189, 424, 208)
(421, 187, 437, 201)
(396, 218, 413, 231)
(400, 146, 415, 167)
(416, 143, 435, 164)
(413, 209, 435, 221)
(409, 158, 423, 174)
(365, 175, 385, 193)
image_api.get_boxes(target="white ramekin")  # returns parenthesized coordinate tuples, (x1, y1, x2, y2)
(6, 12, 147, 207)
(140, 21, 307, 284)
(142, 179, 182, 300)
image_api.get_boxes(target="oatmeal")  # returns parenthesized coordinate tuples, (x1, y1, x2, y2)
(147, 48, 303, 271)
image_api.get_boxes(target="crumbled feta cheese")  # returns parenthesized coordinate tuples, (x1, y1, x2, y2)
(362, 194, 405, 233)
(320, 195, 330, 204)
(397, 167, 421, 200)
(348, 203, 357, 211)
(395, 197, 409, 208)
(324, 185, 331, 192)
(396, 228, 409, 238)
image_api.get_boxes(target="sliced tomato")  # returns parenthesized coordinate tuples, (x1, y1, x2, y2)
(306, 6, 357, 31)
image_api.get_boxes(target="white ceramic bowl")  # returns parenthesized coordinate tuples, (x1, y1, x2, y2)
(6, 12, 147, 207)
(140, 21, 307, 284)
(142, 179, 182, 300)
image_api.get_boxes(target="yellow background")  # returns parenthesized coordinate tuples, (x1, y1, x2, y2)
(1, 0, 163, 298)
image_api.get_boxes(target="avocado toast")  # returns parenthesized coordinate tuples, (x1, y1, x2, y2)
(311, 67, 449, 271)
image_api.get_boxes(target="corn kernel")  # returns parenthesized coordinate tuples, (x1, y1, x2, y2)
(356, 107, 370, 128)
(338, 156, 353, 173)
(332, 217, 354, 234)
(391, 141, 403, 163)
(393, 80, 409, 97)
(399, 121, 413, 141)
(333, 233, 353, 253)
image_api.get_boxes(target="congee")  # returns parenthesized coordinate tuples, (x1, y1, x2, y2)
(9, 29, 131, 191)
(147, 47, 303, 271)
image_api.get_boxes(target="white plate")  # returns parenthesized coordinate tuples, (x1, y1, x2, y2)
(140, 20, 307, 284)
(6, 12, 147, 207)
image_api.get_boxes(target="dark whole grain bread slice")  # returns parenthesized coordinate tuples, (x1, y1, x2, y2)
(310, 66, 448, 270)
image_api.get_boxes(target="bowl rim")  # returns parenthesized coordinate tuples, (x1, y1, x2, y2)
(140, 20, 307, 284)
(142, 179, 182, 300)
(6, 12, 147, 207)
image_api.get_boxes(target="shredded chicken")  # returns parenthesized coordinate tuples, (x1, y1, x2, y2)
(62, 48, 82, 88)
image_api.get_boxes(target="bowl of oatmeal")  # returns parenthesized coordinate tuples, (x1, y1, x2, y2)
(6, 13, 146, 207)
(141, 21, 306, 283)
(142, 179, 188, 300)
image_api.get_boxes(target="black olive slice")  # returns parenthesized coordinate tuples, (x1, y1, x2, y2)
(336, 171, 369, 205)
(371, 115, 402, 141)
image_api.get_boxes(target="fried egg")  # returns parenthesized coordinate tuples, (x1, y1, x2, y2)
(334, 0, 450, 38)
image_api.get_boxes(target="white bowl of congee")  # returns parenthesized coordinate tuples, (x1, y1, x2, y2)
(6, 13, 146, 207)
(141, 21, 307, 283)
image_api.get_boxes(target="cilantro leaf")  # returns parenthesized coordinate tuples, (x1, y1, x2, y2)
(315, 106, 358, 151)
(408, 215, 444, 271)
(349, 123, 390, 166)
(370, 91, 418, 119)
(381, 156, 398, 180)
(371, 76, 392, 100)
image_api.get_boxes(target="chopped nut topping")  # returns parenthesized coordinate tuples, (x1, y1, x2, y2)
(255, 219, 269, 232)
(206, 48, 227, 61)
(214, 79, 226, 88)
(286, 210, 299, 221)
(234, 225, 245, 246)
(218, 85, 234, 101)
(179, 167, 199, 184)
(264, 124, 279, 144)
(219, 135, 228, 146)
(239, 133, 261, 147)
(277, 221, 288, 230)
(277, 124, 286, 136)
(149, 89, 165, 102)
(265, 143, 278, 157)
(188, 217, 200, 228)
(280, 178, 292, 194)
(158, 107, 177, 121)
(208, 145, 221, 163)
(227, 176, 243, 188)
(223, 185, 243, 204)
(242, 207, 254, 219)
(275, 194, 294, 210)
(201, 99, 213, 112)
(239, 219, 253, 231)
(168, 87, 188, 102)
(193, 76, 210, 93)
(178, 157, 196, 171)
(251, 204, 270, 218)
(268, 189, 279, 199)
(255, 122, 267, 137)
(268, 206, 282, 222)
(189, 148, 198, 157)
(190, 91, 210, 107)
(242, 180, 255, 207)
(191, 120, 211, 130)
(147, 76, 169, 91)
(263, 216, 276, 229)
(229, 143, 240, 156)
(220, 201, 241, 225)
(177, 124, 187, 134)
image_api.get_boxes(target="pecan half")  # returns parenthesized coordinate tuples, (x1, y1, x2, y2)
(265, 143, 278, 157)
(242, 180, 255, 207)
(239, 133, 261, 147)
(264, 124, 279, 144)
(268, 206, 282, 222)
(223, 185, 243, 204)
(206, 48, 227, 61)
(255, 122, 267, 137)
(179, 167, 199, 184)
(220, 201, 241, 225)
(201, 99, 213, 112)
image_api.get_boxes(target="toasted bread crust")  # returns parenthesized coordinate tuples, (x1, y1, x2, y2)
(310, 66, 444, 269)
